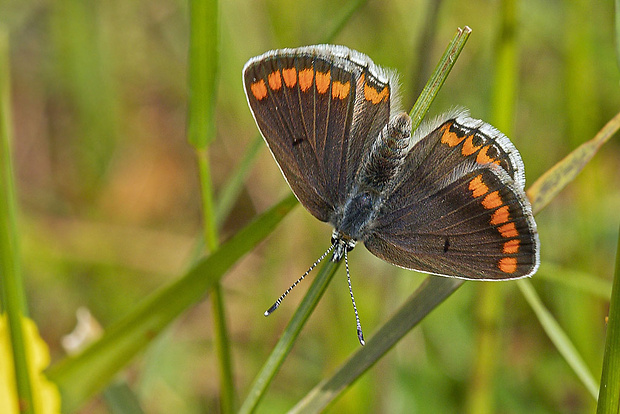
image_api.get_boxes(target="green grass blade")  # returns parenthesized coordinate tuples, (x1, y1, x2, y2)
(46, 194, 298, 413)
(517, 279, 598, 399)
(409, 26, 472, 131)
(289, 277, 464, 414)
(596, 226, 620, 413)
(0, 27, 35, 414)
(526, 110, 620, 215)
(187, 0, 218, 150)
(187, 0, 235, 411)
(239, 259, 341, 414)
(516, 111, 620, 401)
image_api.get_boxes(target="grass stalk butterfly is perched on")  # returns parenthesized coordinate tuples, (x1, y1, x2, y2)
(243, 45, 539, 346)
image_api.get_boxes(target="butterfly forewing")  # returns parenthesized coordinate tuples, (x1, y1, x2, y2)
(243, 45, 394, 222)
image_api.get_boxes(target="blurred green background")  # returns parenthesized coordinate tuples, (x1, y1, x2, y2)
(2, 0, 620, 412)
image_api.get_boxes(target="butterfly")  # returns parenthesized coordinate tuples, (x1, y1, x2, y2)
(243, 45, 539, 345)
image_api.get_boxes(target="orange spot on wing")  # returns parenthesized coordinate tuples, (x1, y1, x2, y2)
(331, 80, 350, 99)
(250, 80, 268, 100)
(476, 145, 499, 165)
(503, 239, 520, 254)
(498, 222, 519, 238)
(299, 69, 314, 91)
(282, 68, 297, 87)
(490, 206, 510, 225)
(268, 71, 282, 90)
(482, 191, 503, 209)
(498, 257, 518, 273)
(469, 175, 489, 198)
(441, 125, 466, 147)
(461, 135, 482, 156)
(315, 71, 331, 94)
(364, 83, 389, 104)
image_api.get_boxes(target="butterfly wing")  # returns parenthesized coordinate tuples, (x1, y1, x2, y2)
(364, 114, 539, 280)
(243, 45, 395, 222)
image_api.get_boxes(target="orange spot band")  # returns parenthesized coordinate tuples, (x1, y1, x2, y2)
(498, 222, 519, 238)
(316, 71, 331, 94)
(268, 71, 282, 90)
(503, 239, 520, 254)
(461, 135, 482, 156)
(332, 80, 350, 99)
(441, 128, 465, 147)
(469, 175, 488, 198)
(250, 80, 267, 100)
(498, 257, 518, 273)
(476, 145, 498, 165)
(282, 68, 297, 87)
(299, 69, 314, 91)
(491, 206, 510, 225)
(364, 83, 389, 104)
(482, 191, 503, 209)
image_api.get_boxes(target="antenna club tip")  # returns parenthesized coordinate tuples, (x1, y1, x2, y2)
(265, 302, 279, 316)
(357, 329, 365, 346)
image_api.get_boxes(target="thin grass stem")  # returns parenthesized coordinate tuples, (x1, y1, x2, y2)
(596, 226, 620, 413)
(0, 28, 35, 414)
(188, 0, 235, 410)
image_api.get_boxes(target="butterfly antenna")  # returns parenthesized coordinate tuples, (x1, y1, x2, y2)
(345, 249, 365, 346)
(264, 243, 335, 316)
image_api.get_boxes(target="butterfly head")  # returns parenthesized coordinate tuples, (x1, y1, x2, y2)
(330, 229, 357, 263)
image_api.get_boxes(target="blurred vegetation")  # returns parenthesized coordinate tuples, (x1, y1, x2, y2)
(1, 0, 619, 412)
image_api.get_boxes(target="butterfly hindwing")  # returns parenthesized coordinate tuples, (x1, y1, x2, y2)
(364, 115, 539, 280)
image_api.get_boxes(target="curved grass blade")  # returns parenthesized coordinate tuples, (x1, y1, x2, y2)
(596, 226, 620, 413)
(519, 111, 620, 398)
(289, 277, 464, 414)
(526, 110, 620, 215)
(517, 279, 598, 399)
(409, 26, 471, 130)
(238, 259, 341, 414)
(46, 194, 298, 413)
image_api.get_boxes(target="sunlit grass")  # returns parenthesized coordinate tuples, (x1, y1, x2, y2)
(0, 0, 618, 412)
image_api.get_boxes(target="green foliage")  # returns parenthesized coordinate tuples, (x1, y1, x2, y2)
(0, 0, 618, 413)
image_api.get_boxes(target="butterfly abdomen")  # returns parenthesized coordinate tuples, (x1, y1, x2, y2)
(358, 112, 412, 195)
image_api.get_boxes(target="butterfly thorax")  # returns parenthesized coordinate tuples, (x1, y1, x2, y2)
(357, 112, 412, 195)
(329, 112, 413, 254)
